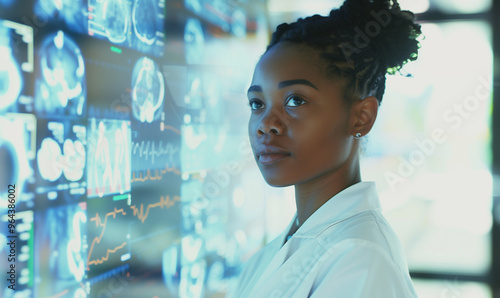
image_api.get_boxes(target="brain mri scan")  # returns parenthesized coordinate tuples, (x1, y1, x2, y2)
(34, 0, 88, 33)
(88, 0, 129, 44)
(132, 0, 158, 45)
(35, 31, 86, 116)
(131, 57, 165, 123)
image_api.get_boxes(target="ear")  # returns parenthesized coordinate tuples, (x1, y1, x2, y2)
(350, 96, 378, 137)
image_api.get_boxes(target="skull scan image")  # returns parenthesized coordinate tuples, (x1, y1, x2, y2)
(88, 0, 130, 44)
(36, 31, 86, 116)
(0, 26, 23, 111)
(131, 57, 165, 123)
(132, 0, 158, 45)
(102, 0, 129, 43)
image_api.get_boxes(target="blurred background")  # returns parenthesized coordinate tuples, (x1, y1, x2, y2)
(0, 0, 498, 297)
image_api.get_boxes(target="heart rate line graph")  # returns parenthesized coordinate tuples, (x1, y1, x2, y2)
(131, 165, 181, 183)
(132, 140, 179, 165)
(130, 195, 181, 223)
(86, 195, 181, 270)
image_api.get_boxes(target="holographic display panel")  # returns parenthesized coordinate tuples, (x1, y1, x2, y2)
(0, 0, 269, 297)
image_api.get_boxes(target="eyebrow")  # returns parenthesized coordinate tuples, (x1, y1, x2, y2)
(247, 79, 318, 94)
(247, 85, 262, 93)
(278, 79, 318, 90)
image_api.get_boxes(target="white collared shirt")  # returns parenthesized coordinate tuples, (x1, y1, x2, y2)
(232, 182, 418, 298)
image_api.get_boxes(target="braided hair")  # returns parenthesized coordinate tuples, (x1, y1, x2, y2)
(266, 0, 422, 105)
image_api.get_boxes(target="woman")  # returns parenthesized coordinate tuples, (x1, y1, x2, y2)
(233, 0, 421, 297)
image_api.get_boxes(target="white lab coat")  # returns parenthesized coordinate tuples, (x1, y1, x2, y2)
(232, 182, 418, 298)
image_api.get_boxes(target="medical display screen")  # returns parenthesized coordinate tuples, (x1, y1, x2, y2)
(0, 0, 269, 296)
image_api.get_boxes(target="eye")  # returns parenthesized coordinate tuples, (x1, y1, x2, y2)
(248, 99, 264, 110)
(285, 95, 306, 107)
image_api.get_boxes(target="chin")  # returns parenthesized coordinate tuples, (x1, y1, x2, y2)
(262, 175, 293, 188)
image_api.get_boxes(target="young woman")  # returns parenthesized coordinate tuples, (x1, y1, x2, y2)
(233, 0, 422, 297)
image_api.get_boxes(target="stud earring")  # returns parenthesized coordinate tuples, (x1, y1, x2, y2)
(354, 133, 361, 139)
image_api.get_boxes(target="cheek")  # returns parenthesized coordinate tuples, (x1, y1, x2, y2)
(248, 117, 258, 150)
(294, 117, 350, 159)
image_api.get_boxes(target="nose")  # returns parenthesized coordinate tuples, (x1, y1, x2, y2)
(256, 108, 286, 136)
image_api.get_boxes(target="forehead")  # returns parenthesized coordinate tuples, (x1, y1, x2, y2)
(253, 42, 327, 84)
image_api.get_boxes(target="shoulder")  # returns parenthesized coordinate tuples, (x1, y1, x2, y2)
(309, 212, 417, 297)
(319, 209, 407, 265)
(310, 238, 416, 297)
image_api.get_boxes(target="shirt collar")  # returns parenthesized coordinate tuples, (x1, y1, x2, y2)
(292, 181, 381, 238)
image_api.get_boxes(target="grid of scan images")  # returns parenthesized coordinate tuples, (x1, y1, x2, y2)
(0, 0, 269, 296)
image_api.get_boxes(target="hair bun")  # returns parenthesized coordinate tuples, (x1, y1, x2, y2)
(265, 0, 422, 103)
(331, 0, 421, 73)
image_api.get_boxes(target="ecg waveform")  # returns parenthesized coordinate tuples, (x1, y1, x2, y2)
(131, 140, 180, 164)
(86, 196, 181, 269)
(130, 195, 181, 223)
(131, 165, 181, 183)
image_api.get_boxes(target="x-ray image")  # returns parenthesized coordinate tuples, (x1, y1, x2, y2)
(0, 26, 22, 111)
(88, 0, 165, 56)
(35, 119, 87, 203)
(132, 0, 158, 45)
(87, 119, 131, 198)
(88, 0, 129, 44)
(35, 204, 88, 297)
(131, 57, 165, 123)
(183, 0, 247, 37)
(0, 114, 36, 205)
(34, 0, 88, 33)
(0, 20, 34, 113)
(35, 31, 86, 117)
(37, 138, 85, 183)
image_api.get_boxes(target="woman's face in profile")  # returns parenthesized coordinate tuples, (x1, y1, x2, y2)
(247, 42, 357, 187)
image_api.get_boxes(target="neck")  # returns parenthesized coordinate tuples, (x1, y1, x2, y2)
(294, 155, 361, 226)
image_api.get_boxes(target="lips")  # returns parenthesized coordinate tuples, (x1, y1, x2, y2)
(255, 144, 291, 165)
(258, 153, 290, 164)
